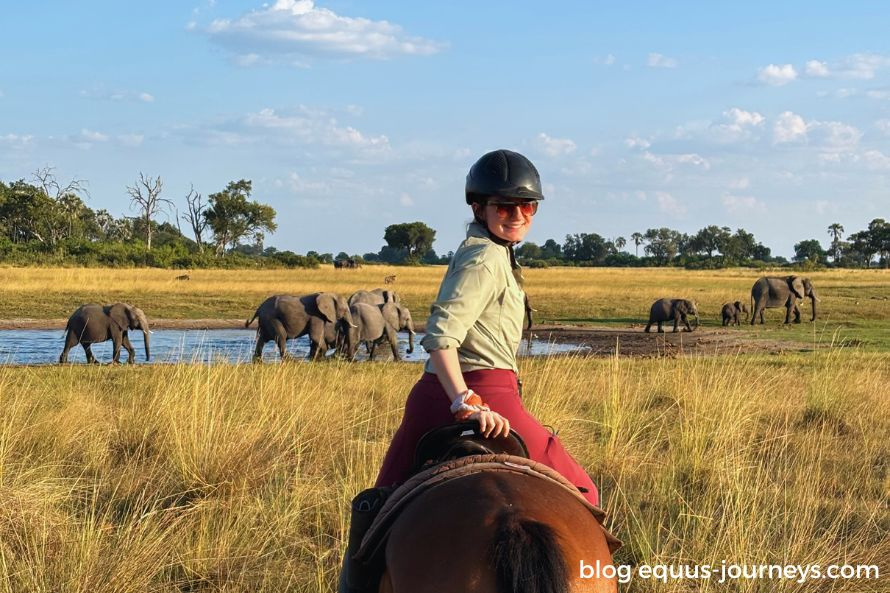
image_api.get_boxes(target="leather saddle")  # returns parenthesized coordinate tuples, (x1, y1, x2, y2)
(410, 421, 529, 476)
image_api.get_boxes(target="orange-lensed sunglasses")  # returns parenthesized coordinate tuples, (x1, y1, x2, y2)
(487, 200, 539, 219)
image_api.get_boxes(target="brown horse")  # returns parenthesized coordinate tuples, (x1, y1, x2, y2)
(377, 469, 617, 593)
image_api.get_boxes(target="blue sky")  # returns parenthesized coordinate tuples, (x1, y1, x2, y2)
(2, 1, 889, 258)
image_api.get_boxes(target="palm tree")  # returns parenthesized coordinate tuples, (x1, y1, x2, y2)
(614, 236, 626, 252)
(827, 223, 844, 262)
(631, 232, 644, 257)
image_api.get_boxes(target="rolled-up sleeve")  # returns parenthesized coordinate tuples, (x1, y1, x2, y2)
(421, 254, 497, 352)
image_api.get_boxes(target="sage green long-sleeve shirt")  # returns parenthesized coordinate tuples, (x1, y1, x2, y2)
(421, 222, 526, 374)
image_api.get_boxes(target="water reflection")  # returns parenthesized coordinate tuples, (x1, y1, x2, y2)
(0, 329, 585, 365)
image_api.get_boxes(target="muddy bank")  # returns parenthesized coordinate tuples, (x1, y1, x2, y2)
(524, 324, 814, 357)
(0, 318, 815, 357)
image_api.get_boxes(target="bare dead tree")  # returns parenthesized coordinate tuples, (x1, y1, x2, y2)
(30, 166, 91, 245)
(126, 173, 172, 250)
(32, 166, 90, 201)
(181, 184, 208, 252)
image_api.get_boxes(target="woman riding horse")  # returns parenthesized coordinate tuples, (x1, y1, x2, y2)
(340, 149, 610, 592)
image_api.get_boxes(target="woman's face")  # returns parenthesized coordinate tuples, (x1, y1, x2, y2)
(474, 199, 537, 243)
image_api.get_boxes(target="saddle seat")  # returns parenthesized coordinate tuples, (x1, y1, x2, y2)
(410, 420, 530, 475)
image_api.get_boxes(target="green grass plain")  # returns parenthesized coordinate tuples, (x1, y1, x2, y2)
(0, 266, 888, 592)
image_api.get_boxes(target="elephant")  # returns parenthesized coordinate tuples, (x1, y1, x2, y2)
(346, 302, 416, 361)
(644, 298, 699, 333)
(59, 303, 151, 364)
(245, 292, 356, 361)
(750, 276, 819, 325)
(523, 292, 534, 331)
(721, 301, 749, 326)
(348, 288, 400, 307)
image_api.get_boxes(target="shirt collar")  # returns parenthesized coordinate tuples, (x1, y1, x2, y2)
(467, 220, 490, 239)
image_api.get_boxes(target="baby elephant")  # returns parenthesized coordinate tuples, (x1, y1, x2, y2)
(721, 301, 749, 326)
(60, 303, 151, 364)
(645, 298, 699, 333)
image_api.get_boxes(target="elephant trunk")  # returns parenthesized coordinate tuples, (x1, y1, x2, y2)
(809, 294, 818, 322)
(138, 311, 151, 361)
(143, 329, 151, 361)
(407, 328, 415, 354)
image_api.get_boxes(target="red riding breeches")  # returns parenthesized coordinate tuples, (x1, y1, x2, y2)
(374, 369, 600, 506)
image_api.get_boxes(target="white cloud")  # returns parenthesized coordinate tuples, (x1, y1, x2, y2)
(771, 111, 861, 154)
(709, 107, 765, 142)
(244, 106, 390, 151)
(655, 191, 686, 216)
(722, 193, 766, 215)
(814, 120, 862, 152)
(536, 132, 576, 156)
(77, 129, 109, 142)
(0, 133, 34, 147)
(117, 133, 144, 147)
(624, 135, 651, 150)
(805, 60, 830, 77)
(773, 111, 808, 143)
(399, 192, 414, 207)
(80, 88, 155, 103)
(863, 149, 890, 170)
(758, 63, 797, 86)
(725, 107, 765, 127)
(728, 177, 750, 190)
(865, 88, 890, 100)
(647, 52, 678, 69)
(801, 53, 890, 80)
(875, 119, 890, 135)
(204, 0, 444, 65)
(643, 151, 710, 171)
(834, 53, 890, 79)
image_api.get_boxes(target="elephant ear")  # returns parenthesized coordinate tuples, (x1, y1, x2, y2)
(381, 302, 399, 328)
(788, 276, 804, 299)
(674, 300, 687, 314)
(124, 305, 140, 329)
(107, 304, 128, 332)
(315, 293, 337, 323)
(399, 305, 412, 329)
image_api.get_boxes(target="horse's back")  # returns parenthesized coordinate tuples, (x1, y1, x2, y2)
(384, 470, 616, 593)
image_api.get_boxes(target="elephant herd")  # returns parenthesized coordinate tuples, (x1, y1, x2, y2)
(57, 275, 819, 363)
(58, 288, 415, 365)
(244, 288, 415, 362)
(644, 275, 819, 333)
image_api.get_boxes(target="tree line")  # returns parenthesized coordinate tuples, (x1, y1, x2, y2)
(512, 221, 890, 269)
(0, 170, 887, 269)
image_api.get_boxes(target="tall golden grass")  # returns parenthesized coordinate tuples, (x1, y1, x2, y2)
(1, 350, 887, 592)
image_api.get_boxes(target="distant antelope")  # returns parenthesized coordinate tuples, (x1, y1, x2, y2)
(175, 274, 190, 281)
(384, 274, 396, 284)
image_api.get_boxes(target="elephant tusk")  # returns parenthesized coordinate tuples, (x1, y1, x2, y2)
(348, 322, 358, 328)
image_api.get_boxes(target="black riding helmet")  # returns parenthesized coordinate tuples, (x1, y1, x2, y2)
(465, 149, 545, 204)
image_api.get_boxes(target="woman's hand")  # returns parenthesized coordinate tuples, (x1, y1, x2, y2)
(470, 408, 511, 439)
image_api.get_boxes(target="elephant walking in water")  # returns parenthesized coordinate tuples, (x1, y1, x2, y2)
(245, 292, 356, 361)
(60, 303, 151, 364)
(750, 276, 819, 325)
(347, 301, 415, 361)
(645, 298, 699, 333)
